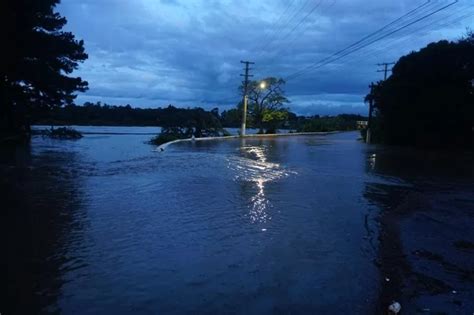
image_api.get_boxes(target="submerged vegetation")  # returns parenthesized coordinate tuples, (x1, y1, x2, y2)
(156, 106, 225, 138)
(149, 106, 230, 145)
(45, 127, 83, 139)
(32, 126, 83, 139)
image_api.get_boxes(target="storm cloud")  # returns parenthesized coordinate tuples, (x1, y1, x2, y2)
(58, 0, 474, 115)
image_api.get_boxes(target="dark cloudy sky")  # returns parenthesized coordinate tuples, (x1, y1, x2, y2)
(58, 0, 473, 115)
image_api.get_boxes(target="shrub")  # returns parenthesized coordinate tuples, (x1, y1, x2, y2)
(148, 133, 185, 145)
(46, 127, 83, 139)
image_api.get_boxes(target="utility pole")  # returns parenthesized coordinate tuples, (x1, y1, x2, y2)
(377, 62, 395, 80)
(366, 83, 375, 144)
(366, 62, 394, 144)
(240, 60, 254, 136)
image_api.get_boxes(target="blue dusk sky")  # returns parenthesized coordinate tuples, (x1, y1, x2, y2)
(58, 0, 474, 115)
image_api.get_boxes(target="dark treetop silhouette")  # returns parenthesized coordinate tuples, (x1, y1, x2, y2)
(1, 0, 88, 140)
(366, 32, 474, 148)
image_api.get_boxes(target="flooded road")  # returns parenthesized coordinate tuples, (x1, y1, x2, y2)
(3, 129, 473, 314)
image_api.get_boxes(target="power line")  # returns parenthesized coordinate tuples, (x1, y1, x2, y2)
(324, 0, 432, 61)
(283, 0, 437, 80)
(268, 0, 324, 53)
(261, 1, 430, 71)
(279, 5, 473, 102)
(285, 0, 459, 81)
(254, 0, 314, 60)
(211, 1, 470, 109)
(264, 0, 438, 72)
(252, 0, 298, 55)
(348, 4, 473, 66)
(222, 1, 468, 107)
(268, 0, 336, 58)
(258, 0, 327, 72)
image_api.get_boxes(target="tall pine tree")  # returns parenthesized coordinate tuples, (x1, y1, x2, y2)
(1, 0, 88, 136)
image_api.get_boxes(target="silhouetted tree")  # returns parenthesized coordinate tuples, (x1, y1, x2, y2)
(157, 105, 223, 137)
(150, 105, 227, 145)
(1, 0, 88, 137)
(368, 32, 474, 148)
(36, 102, 262, 128)
(240, 77, 289, 133)
(220, 108, 242, 128)
(298, 114, 366, 132)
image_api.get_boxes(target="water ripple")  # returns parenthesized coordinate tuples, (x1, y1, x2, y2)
(227, 145, 296, 223)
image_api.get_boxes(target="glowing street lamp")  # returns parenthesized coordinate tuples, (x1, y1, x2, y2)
(259, 81, 266, 89)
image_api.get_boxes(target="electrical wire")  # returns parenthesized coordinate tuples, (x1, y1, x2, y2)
(285, 0, 459, 81)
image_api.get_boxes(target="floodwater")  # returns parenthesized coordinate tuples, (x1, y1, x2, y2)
(3, 128, 473, 314)
(31, 125, 280, 135)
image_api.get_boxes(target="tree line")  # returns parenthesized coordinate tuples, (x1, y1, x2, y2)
(366, 32, 473, 148)
(34, 101, 365, 132)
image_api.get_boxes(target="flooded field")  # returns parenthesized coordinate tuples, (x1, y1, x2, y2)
(3, 129, 473, 314)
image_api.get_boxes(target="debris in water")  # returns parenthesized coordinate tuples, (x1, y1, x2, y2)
(388, 301, 401, 314)
(385, 277, 390, 282)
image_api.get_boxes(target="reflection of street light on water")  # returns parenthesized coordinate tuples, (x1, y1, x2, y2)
(232, 144, 295, 226)
(241, 146, 273, 224)
(250, 178, 269, 223)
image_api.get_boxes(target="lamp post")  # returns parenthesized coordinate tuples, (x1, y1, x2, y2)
(241, 94, 248, 136)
